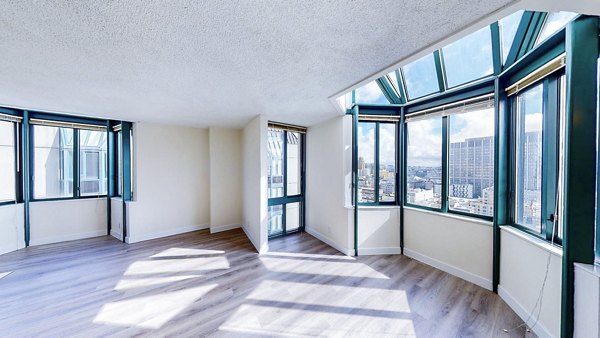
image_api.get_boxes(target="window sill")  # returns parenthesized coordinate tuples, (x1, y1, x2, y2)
(31, 197, 107, 204)
(574, 263, 600, 279)
(404, 206, 493, 227)
(345, 205, 401, 210)
(500, 226, 563, 257)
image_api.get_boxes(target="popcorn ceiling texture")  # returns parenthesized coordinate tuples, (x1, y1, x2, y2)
(0, 0, 514, 127)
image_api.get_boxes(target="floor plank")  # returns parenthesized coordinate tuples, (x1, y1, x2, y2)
(0, 229, 534, 337)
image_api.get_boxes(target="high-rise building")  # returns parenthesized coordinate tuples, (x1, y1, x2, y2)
(449, 136, 494, 198)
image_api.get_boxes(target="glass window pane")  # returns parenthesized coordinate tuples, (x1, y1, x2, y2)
(515, 84, 543, 231)
(406, 116, 442, 208)
(268, 129, 284, 198)
(268, 205, 283, 236)
(33, 126, 74, 199)
(286, 202, 301, 232)
(0, 121, 15, 202)
(354, 81, 389, 105)
(499, 10, 524, 64)
(286, 132, 301, 196)
(379, 124, 396, 202)
(358, 122, 375, 203)
(117, 131, 122, 196)
(442, 26, 494, 88)
(80, 130, 107, 196)
(448, 104, 495, 216)
(387, 71, 400, 95)
(536, 12, 578, 46)
(402, 54, 440, 100)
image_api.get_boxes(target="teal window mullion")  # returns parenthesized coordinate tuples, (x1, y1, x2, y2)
(433, 50, 447, 92)
(441, 116, 449, 213)
(490, 22, 502, 74)
(375, 123, 380, 203)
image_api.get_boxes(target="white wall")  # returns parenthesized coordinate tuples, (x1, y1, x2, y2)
(499, 227, 562, 338)
(574, 263, 600, 338)
(305, 115, 354, 255)
(404, 207, 493, 290)
(357, 207, 400, 255)
(209, 127, 243, 233)
(29, 198, 107, 246)
(0, 203, 24, 255)
(126, 122, 210, 243)
(242, 115, 268, 253)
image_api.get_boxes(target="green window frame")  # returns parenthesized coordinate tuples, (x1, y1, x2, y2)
(403, 95, 496, 221)
(30, 119, 108, 202)
(508, 72, 564, 245)
(357, 120, 398, 206)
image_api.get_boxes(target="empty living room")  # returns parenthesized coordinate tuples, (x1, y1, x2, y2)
(1, 1, 600, 337)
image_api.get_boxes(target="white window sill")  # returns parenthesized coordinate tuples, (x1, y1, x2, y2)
(500, 226, 563, 257)
(345, 205, 401, 210)
(404, 206, 493, 227)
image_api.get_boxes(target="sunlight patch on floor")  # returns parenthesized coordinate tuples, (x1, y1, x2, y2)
(124, 256, 229, 275)
(246, 280, 411, 313)
(93, 284, 217, 329)
(260, 257, 389, 279)
(114, 275, 200, 290)
(0, 271, 12, 280)
(219, 304, 417, 337)
(150, 248, 224, 258)
(263, 252, 356, 260)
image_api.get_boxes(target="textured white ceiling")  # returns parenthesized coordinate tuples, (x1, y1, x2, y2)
(0, 1, 518, 128)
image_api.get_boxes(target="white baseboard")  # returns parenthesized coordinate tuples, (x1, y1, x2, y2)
(404, 248, 492, 291)
(358, 247, 401, 256)
(126, 224, 209, 243)
(30, 230, 107, 246)
(498, 286, 554, 338)
(210, 223, 242, 234)
(110, 229, 123, 241)
(305, 227, 354, 256)
(241, 225, 268, 254)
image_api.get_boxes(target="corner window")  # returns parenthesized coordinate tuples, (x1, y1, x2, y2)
(79, 130, 107, 196)
(510, 72, 564, 244)
(405, 115, 442, 209)
(448, 103, 495, 217)
(32, 121, 108, 200)
(358, 121, 397, 204)
(0, 120, 16, 203)
(405, 95, 496, 219)
(32, 125, 74, 199)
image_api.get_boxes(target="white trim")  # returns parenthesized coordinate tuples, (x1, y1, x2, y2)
(241, 225, 269, 254)
(498, 286, 554, 338)
(305, 227, 354, 256)
(110, 229, 123, 241)
(358, 247, 401, 256)
(404, 206, 493, 227)
(404, 248, 492, 291)
(30, 230, 107, 246)
(210, 223, 242, 234)
(500, 226, 563, 257)
(126, 224, 209, 243)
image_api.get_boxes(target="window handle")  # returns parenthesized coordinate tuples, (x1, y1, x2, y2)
(547, 213, 556, 222)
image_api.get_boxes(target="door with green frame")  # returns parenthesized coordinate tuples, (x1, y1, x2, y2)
(267, 123, 306, 238)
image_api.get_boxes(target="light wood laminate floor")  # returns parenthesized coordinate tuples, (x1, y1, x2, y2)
(0, 229, 533, 337)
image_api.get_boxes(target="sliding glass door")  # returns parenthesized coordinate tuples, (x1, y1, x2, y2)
(267, 125, 305, 238)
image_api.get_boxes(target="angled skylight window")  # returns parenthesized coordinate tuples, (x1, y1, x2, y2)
(499, 10, 524, 64)
(402, 54, 440, 100)
(535, 12, 578, 46)
(442, 26, 494, 88)
(386, 71, 401, 95)
(354, 81, 389, 105)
